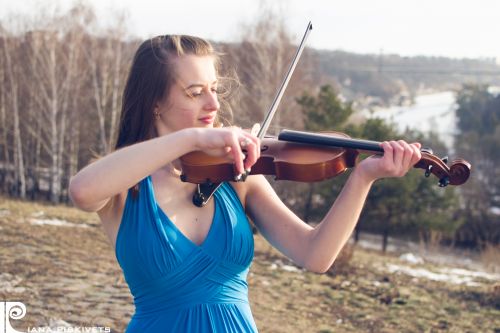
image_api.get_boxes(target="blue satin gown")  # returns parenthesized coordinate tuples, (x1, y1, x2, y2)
(115, 176, 258, 332)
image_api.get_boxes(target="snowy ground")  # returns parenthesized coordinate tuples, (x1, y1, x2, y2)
(354, 233, 499, 287)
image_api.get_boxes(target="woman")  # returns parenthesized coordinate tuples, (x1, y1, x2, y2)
(69, 35, 421, 332)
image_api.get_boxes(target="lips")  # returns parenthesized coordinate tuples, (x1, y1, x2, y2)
(198, 115, 216, 124)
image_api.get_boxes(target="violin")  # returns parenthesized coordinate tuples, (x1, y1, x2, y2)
(178, 22, 471, 207)
(179, 129, 471, 187)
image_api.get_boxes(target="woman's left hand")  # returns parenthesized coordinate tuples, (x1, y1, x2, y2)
(355, 140, 422, 183)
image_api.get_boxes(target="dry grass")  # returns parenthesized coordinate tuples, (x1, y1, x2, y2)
(0, 196, 499, 333)
(249, 235, 500, 333)
(480, 243, 500, 274)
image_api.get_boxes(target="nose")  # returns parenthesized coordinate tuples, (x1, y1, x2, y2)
(204, 90, 220, 111)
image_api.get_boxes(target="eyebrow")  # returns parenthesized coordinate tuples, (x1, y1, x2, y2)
(184, 80, 218, 90)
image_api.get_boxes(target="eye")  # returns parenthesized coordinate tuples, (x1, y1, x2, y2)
(188, 89, 203, 97)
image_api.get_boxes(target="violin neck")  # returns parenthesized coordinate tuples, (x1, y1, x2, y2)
(278, 129, 383, 154)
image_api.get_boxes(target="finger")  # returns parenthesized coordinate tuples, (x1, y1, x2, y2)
(411, 142, 422, 150)
(380, 141, 393, 171)
(241, 133, 260, 170)
(229, 130, 245, 174)
(410, 142, 422, 166)
(240, 129, 260, 148)
(224, 146, 233, 158)
(390, 140, 404, 170)
(243, 140, 256, 171)
(398, 140, 414, 171)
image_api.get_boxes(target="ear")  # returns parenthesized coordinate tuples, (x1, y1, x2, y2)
(152, 101, 162, 120)
(153, 101, 161, 111)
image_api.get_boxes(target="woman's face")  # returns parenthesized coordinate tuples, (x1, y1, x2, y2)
(154, 54, 220, 136)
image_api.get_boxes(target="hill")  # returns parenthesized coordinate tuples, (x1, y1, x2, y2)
(1, 196, 498, 332)
(312, 49, 500, 107)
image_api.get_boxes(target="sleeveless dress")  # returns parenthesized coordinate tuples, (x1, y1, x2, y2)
(115, 176, 258, 332)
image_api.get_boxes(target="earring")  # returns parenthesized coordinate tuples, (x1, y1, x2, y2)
(154, 111, 161, 120)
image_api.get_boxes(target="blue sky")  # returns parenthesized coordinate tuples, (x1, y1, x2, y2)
(2, 0, 500, 59)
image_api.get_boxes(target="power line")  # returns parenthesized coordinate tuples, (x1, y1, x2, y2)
(333, 68, 500, 76)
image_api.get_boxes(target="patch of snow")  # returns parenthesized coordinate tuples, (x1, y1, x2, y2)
(385, 263, 499, 287)
(281, 264, 301, 272)
(29, 218, 89, 228)
(269, 259, 302, 273)
(439, 267, 499, 281)
(489, 206, 500, 215)
(341, 280, 351, 288)
(399, 253, 424, 264)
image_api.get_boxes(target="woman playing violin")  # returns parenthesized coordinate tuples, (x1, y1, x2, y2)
(68, 35, 422, 332)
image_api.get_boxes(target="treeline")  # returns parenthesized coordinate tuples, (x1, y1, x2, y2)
(294, 83, 500, 249)
(315, 49, 500, 105)
(453, 85, 500, 247)
(1, 4, 497, 249)
(0, 5, 135, 203)
(295, 85, 464, 251)
(0, 4, 314, 204)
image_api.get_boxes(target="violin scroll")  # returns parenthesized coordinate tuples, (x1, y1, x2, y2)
(415, 151, 471, 187)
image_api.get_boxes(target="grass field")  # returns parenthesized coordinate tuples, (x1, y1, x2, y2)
(0, 196, 498, 332)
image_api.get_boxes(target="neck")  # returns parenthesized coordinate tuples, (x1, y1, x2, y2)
(278, 129, 384, 154)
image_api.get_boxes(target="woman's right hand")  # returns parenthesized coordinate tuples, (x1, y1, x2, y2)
(191, 127, 261, 174)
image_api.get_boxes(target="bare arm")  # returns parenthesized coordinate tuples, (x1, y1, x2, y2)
(246, 140, 422, 273)
(69, 129, 195, 212)
(69, 125, 261, 212)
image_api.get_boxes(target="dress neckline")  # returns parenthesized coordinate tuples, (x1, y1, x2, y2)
(148, 175, 218, 249)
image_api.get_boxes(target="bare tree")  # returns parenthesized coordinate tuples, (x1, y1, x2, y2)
(23, 30, 45, 198)
(223, 4, 314, 132)
(2, 31, 26, 198)
(23, 7, 89, 203)
(86, 15, 128, 155)
(0, 26, 10, 174)
(0, 3, 135, 202)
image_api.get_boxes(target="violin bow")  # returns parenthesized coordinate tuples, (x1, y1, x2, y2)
(191, 21, 313, 207)
(257, 21, 313, 139)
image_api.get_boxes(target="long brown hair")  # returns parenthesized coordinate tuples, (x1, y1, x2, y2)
(115, 35, 233, 150)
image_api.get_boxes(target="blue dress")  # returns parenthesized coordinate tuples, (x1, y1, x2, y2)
(115, 176, 258, 332)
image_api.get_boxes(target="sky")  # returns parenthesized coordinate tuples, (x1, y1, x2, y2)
(1, 0, 500, 60)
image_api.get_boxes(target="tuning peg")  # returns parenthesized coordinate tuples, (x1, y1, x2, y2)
(425, 165, 433, 178)
(441, 156, 449, 164)
(438, 176, 450, 187)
